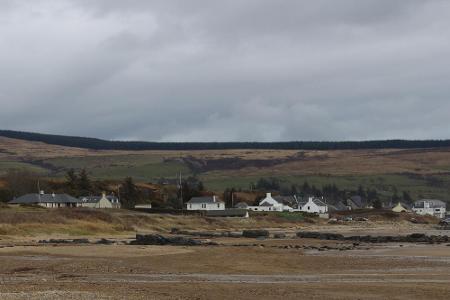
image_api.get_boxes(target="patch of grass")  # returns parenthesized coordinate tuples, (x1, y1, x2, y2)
(90, 161, 191, 181)
(45, 155, 191, 181)
(0, 160, 48, 175)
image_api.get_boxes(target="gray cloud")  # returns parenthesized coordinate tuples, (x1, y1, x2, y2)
(1, 0, 450, 141)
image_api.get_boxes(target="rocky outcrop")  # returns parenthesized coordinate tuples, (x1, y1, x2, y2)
(296, 231, 449, 244)
(130, 234, 217, 246)
(170, 228, 242, 238)
(242, 230, 270, 238)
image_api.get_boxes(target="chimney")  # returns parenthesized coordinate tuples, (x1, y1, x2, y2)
(52, 193, 55, 198)
(213, 195, 216, 202)
(40, 190, 44, 195)
(266, 192, 271, 198)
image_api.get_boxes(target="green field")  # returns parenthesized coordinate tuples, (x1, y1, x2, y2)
(43, 155, 191, 181)
(0, 161, 48, 175)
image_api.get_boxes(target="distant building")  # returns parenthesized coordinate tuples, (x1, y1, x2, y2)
(412, 199, 446, 219)
(9, 192, 80, 208)
(134, 204, 152, 209)
(298, 197, 328, 214)
(345, 196, 365, 210)
(234, 202, 249, 209)
(247, 193, 293, 212)
(391, 202, 410, 213)
(79, 193, 121, 209)
(186, 196, 225, 211)
(328, 201, 350, 212)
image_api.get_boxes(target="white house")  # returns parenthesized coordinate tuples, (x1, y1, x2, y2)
(79, 193, 121, 209)
(412, 199, 446, 219)
(298, 197, 328, 214)
(247, 193, 294, 212)
(186, 196, 225, 211)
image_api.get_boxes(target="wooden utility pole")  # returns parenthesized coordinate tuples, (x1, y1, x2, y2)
(179, 172, 183, 209)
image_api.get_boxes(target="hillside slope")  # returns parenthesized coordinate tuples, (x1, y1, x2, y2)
(0, 135, 449, 201)
(2, 129, 450, 150)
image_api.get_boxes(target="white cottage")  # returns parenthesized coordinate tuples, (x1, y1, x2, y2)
(186, 196, 225, 211)
(298, 197, 328, 214)
(247, 193, 293, 212)
(79, 193, 121, 209)
(412, 199, 446, 219)
(9, 192, 81, 208)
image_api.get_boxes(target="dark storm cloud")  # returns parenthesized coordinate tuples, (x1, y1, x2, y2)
(1, 0, 449, 141)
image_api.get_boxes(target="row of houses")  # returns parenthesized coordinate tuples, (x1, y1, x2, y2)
(9, 191, 121, 209)
(187, 193, 328, 214)
(391, 199, 447, 219)
(186, 193, 448, 219)
(7, 190, 448, 219)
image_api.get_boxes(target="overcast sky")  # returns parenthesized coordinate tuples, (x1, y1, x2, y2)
(1, 0, 450, 142)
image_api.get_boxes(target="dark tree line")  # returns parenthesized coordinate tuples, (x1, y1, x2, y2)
(247, 177, 415, 207)
(2, 130, 450, 151)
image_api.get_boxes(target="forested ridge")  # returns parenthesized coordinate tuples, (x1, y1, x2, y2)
(1, 129, 450, 151)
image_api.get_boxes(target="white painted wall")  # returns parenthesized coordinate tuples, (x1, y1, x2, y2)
(246, 193, 293, 212)
(186, 196, 225, 211)
(412, 202, 446, 219)
(299, 197, 328, 214)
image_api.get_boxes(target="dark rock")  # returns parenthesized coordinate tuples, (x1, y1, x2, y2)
(130, 234, 202, 246)
(72, 238, 90, 244)
(96, 238, 114, 245)
(242, 230, 270, 238)
(297, 231, 344, 240)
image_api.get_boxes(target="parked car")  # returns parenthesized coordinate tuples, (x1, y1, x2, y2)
(439, 218, 450, 226)
(343, 216, 353, 222)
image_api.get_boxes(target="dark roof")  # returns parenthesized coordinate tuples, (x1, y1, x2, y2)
(345, 197, 364, 209)
(79, 195, 119, 204)
(80, 196, 102, 204)
(328, 201, 349, 211)
(349, 196, 364, 208)
(413, 199, 446, 208)
(9, 193, 80, 204)
(205, 209, 248, 217)
(234, 202, 248, 208)
(187, 196, 223, 204)
(298, 197, 327, 207)
(273, 196, 297, 206)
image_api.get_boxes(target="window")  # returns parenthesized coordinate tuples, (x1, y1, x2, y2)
(307, 206, 310, 210)
(217, 203, 220, 208)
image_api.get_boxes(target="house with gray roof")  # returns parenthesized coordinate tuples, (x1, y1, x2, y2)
(186, 195, 225, 211)
(234, 201, 249, 209)
(79, 193, 121, 209)
(9, 192, 81, 208)
(246, 193, 294, 212)
(412, 199, 446, 219)
(298, 197, 328, 214)
(328, 201, 350, 212)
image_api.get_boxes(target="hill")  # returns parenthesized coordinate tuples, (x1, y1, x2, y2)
(0, 131, 449, 203)
(2, 129, 450, 150)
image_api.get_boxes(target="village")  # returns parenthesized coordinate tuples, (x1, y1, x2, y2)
(1, 181, 450, 299)
(7, 188, 449, 222)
